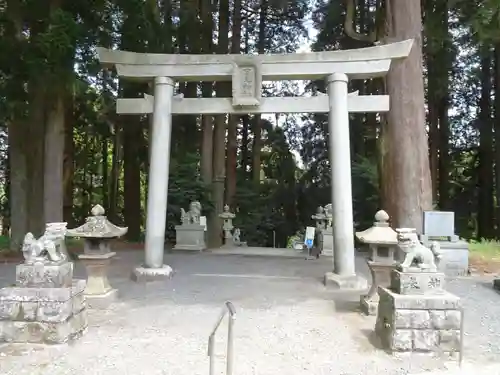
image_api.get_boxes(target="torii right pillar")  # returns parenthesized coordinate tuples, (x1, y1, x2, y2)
(323, 73, 368, 290)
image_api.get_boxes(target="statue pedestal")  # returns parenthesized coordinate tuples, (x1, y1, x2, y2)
(0, 263, 87, 344)
(322, 228, 334, 257)
(174, 224, 206, 251)
(375, 269, 462, 357)
(360, 260, 396, 315)
(78, 252, 117, 309)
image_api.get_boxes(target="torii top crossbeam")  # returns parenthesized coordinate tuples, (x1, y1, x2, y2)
(96, 40, 413, 82)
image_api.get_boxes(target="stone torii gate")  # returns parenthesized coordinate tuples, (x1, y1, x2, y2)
(97, 40, 413, 286)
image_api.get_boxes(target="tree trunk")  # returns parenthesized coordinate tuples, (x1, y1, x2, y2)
(108, 126, 122, 223)
(63, 89, 74, 225)
(478, 46, 494, 239)
(123, 118, 143, 241)
(8, 119, 28, 250)
(200, 0, 214, 184)
(251, 0, 267, 183)
(226, 0, 242, 206)
(494, 43, 500, 238)
(44, 90, 65, 223)
(26, 82, 46, 236)
(209, 0, 230, 248)
(381, 0, 433, 231)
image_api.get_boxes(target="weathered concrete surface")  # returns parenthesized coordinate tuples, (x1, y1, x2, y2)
(0, 250, 498, 375)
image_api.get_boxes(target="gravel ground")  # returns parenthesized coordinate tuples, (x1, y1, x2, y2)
(0, 251, 499, 375)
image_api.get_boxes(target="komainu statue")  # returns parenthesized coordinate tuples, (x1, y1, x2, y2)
(21, 232, 66, 264)
(396, 228, 441, 272)
(180, 201, 202, 225)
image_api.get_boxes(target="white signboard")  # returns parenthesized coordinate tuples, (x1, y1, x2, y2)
(422, 211, 454, 237)
(199, 216, 207, 232)
(304, 226, 316, 248)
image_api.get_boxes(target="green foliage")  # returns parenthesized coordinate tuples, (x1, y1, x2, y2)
(468, 238, 500, 258)
(166, 153, 213, 243)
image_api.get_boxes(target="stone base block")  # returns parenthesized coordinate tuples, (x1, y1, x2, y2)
(85, 288, 118, 309)
(16, 262, 73, 288)
(375, 286, 462, 355)
(131, 265, 173, 282)
(172, 244, 204, 251)
(322, 230, 334, 257)
(175, 224, 206, 251)
(360, 295, 378, 316)
(391, 270, 446, 295)
(0, 280, 88, 344)
(420, 239, 469, 276)
(323, 272, 368, 290)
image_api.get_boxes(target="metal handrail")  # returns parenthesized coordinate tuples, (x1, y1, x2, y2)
(208, 301, 236, 375)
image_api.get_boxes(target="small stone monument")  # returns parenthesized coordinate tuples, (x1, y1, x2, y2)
(312, 206, 327, 254)
(66, 204, 128, 309)
(420, 211, 469, 276)
(0, 233, 87, 344)
(219, 205, 236, 248)
(355, 210, 398, 315)
(174, 201, 206, 251)
(322, 203, 334, 256)
(375, 228, 463, 357)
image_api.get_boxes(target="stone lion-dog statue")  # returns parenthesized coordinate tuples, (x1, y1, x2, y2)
(396, 228, 441, 272)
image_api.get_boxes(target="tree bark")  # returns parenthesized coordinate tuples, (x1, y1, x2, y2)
(478, 46, 494, 239)
(123, 117, 143, 241)
(251, 0, 267, 183)
(209, 0, 230, 248)
(494, 43, 500, 238)
(381, 0, 433, 231)
(226, 0, 242, 206)
(44, 90, 65, 223)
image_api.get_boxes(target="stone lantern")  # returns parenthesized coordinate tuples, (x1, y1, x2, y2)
(66, 204, 128, 309)
(355, 210, 398, 315)
(219, 204, 236, 248)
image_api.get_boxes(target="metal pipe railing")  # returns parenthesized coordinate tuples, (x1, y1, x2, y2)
(208, 301, 236, 375)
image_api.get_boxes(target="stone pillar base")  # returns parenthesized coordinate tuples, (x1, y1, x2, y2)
(86, 288, 118, 309)
(360, 294, 379, 315)
(131, 265, 173, 282)
(323, 271, 368, 290)
(79, 252, 117, 309)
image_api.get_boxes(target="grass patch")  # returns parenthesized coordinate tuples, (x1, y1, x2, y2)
(468, 239, 500, 260)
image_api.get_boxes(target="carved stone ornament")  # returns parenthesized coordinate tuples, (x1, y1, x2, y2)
(21, 232, 66, 264)
(66, 204, 128, 238)
(180, 201, 202, 225)
(231, 57, 262, 107)
(396, 228, 442, 272)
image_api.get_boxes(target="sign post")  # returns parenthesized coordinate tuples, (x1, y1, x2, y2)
(304, 226, 316, 259)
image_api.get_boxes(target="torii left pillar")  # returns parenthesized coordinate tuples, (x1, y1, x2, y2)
(131, 76, 175, 282)
(323, 73, 367, 290)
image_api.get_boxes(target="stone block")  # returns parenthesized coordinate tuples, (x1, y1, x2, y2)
(375, 286, 463, 355)
(174, 224, 206, 251)
(360, 295, 378, 316)
(0, 308, 87, 344)
(85, 289, 118, 309)
(131, 265, 173, 282)
(390, 270, 445, 295)
(323, 272, 368, 290)
(0, 280, 87, 344)
(378, 286, 461, 310)
(16, 262, 73, 288)
(322, 229, 333, 257)
(418, 239, 469, 276)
